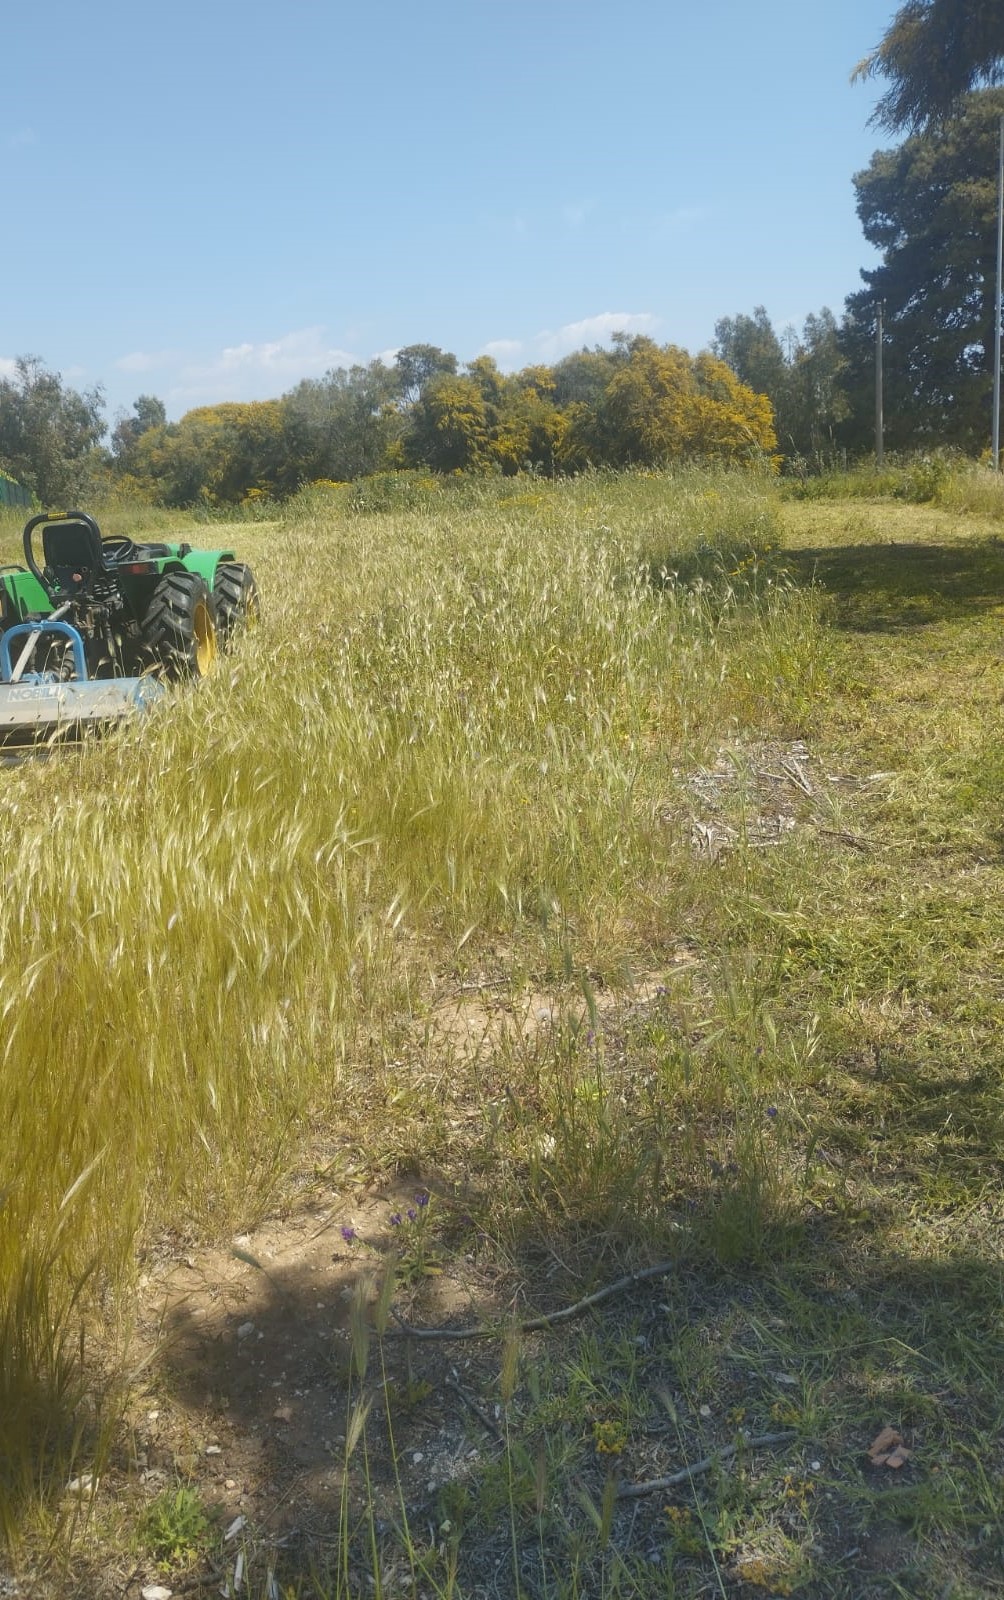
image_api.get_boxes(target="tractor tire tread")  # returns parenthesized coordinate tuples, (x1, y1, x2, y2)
(141, 571, 216, 678)
(213, 561, 260, 642)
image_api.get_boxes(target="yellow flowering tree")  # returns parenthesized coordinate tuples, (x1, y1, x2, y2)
(129, 400, 291, 506)
(591, 338, 778, 469)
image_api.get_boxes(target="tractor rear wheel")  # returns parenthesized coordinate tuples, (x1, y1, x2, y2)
(141, 571, 218, 679)
(213, 561, 260, 644)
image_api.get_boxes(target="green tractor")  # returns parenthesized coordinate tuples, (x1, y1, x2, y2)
(0, 510, 259, 684)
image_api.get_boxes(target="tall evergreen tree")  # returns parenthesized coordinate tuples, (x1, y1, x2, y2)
(856, 0, 1004, 131)
(842, 89, 1004, 453)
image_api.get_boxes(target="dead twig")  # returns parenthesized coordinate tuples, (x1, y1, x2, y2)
(616, 1429, 797, 1500)
(391, 1259, 675, 1342)
(444, 1374, 504, 1443)
(779, 757, 813, 795)
(812, 824, 874, 852)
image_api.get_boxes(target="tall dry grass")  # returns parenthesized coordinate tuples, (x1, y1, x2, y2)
(0, 468, 825, 1534)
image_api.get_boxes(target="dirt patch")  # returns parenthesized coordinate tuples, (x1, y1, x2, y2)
(107, 971, 681, 1597)
(422, 968, 684, 1058)
(121, 1190, 500, 1597)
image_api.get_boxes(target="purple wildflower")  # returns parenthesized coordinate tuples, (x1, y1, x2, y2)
(766, 1106, 778, 1120)
(407, 1208, 417, 1222)
(340, 1225, 356, 1244)
(415, 1191, 429, 1208)
(389, 1213, 402, 1227)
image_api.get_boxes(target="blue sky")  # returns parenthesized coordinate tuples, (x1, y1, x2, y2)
(4, 0, 894, 424)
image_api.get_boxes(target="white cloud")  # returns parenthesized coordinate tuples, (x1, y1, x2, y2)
(538, 312, 659, 358)
(111, 315, 664, 418)
(217, 328, 354, 375)
(481, 339, 522, 362)
(481, 312, 660, 370)
(176, 327, 359, 401)
(112, 327, 366, 414)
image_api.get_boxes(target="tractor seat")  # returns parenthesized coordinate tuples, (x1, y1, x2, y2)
(42, 519, 106, 594)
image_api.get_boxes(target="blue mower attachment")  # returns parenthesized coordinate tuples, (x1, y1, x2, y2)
(0, 619, 165, 746)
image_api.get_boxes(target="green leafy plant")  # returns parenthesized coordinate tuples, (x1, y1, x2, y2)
(137, 1484, 210, 1565)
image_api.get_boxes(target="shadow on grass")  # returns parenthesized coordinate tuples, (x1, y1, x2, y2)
(110, 1167, 1004, 1600)
(773, 538, 1004, 632)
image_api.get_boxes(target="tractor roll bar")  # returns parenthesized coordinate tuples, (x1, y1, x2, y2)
(22, 510, 104, 590)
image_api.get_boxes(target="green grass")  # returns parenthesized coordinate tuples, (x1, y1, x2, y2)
(781, 452, 1004, 523)
(136, 1483, 211, 1566)
(1, 467, 1004, 1596)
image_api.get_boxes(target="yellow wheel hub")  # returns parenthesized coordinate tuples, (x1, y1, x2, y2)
(193, 599, 217, 677)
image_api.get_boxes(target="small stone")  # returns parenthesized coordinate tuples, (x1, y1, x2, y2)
(146, 1409, 160, 1422)
(810, 1460, 821, 1472)
(699, 1405, 712, 1418)
(225, 1478, 237, 1490)
(237, 1321, 255, 1340)
(205, 1445, 223, 1457)
(412, 1451, 424, 1465)
(141, 1587, 173, 1600)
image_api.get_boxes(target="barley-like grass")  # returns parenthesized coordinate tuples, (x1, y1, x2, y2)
(0, 469, 821, 1535)
(6, 470, 1004, 1595)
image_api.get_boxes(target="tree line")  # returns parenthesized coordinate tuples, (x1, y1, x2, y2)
(0, 340, 778, 508)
